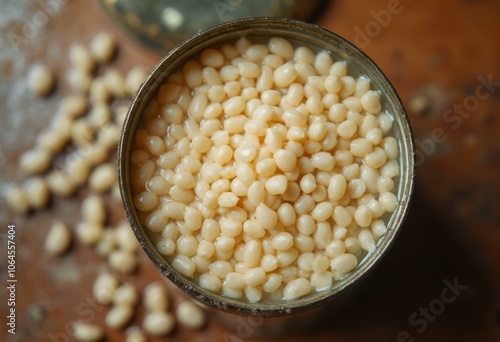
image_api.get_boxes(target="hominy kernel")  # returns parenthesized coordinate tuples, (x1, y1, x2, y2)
(277, 203, 296, 227)
(311, 271, 333, 291)
(72, 322, 104, 342)
(313, 254, 330, 273)
(358, 229, 376, 253)
(380, 160, 400, 178)
(379, 192, 398, 212)
(294, 62, 315, 84)
(273, 63, 297, 88)
(238, 61, 260, 78)
(156, 239, 177, 256)
(313, 222, 333, 249)
(221, 283, 243, 299)
(199, 273, 222, 292)
(177, 235, 198, 257)
(81, 195, 106, 225)
(93, 272, 119, 305)
(361, 90, 382, 114)
(224, 115, 248, 134)
(277, 249, 299, 268)
(350, 138, 373, 158)
(218, 192, 239, 208)
(381, 136, 398, 160)
(314, 50, 333, 75)
(46, 171, 75, 197)
(325, 240, 346, 259)
(364, 147, 388, 169)
(345, 237, 362, 256)
(307, 122, 327, 142)
(268, 37, 294, 60)
(125, 327, 147, 342)
(371, 219, 388, 240)
(113, 283, 139, 307)
(234, 145, 257, 163)
(224, 272, 246, 291)
(67, 67, 92, 93)
(176, 300, 207, 330)
(274, 149, 297, 172)
(311, 201, 334, 222)
(271, 232, 294, 251)
(89, 77, 111, 103)
(337, 119, 357, 139)
(347, 179, 366, 199)
(24, 177, 50, 210)
(294, 235, 315, 252)
(109, 250, 138, 274)
(224, 80, 241, 97)
(172, 255, 196, 277)
(377, 175, 395, 193)
(308, 184, 324, 202)
(89, 163, 117, 192)
(169, 185, 195, 203)
(90, 31, 116, 63)
(304, 140, 322, 155)
(311, 152, 335, 171)
(45, 221, 72, 255)
(330, 253, 358, 275)
(333, 205, 353, 227)
(377, 112, 393, 134)
(143, 311, 175, 336)
(214, 248, 233, 261)
(76, 221, 103, 246)
(265, 174, 288, 195)
(283, 277, 312, 300)
(255, 203, 277, 230)
(359, 114, 378, 137)
(125, 66, 148, 96)
(326, 174, 345, 201)
(20, 148, 52, 175)
(219, 217, 243, 237)
(105, 304, 134, 329)
(354, 205, 373, 228)
(28, 63, 55, 96)
(255, 158, 277, 177)
(242, 267, 266, 287)
(210, 260, 234, 279)
(262, 238, 276, 255)
(200, 48, 224, 67)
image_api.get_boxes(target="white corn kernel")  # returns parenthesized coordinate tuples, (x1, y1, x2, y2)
(72, 322, 104, 342)
(176, 300, 206, 330)
(283, 278, 312, 300)
(44, 221, 72, 255)
(143, 311, 175, 336)
(28, 63, 55, 96)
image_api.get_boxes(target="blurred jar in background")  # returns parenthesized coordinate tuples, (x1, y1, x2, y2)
(100, 0, 323, 53)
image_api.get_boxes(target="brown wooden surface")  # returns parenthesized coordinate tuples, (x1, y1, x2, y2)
(1, 0, 499, 341)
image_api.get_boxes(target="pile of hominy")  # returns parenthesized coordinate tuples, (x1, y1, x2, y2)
(131, 36, 400, 302)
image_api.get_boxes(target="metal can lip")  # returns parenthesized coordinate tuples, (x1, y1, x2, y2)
(118, 17, 415, 317)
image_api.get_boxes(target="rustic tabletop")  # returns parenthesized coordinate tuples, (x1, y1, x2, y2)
(1, 0, 499, 341)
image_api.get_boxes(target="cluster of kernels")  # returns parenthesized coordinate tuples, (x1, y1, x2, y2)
(87, 273, 206, 339)
(8, 27, 213, 339)
(132, 36, 400, 301)
(77, 197, 140, 276)
(141, 282, 176, 336)
(6, 32, 147, 215)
